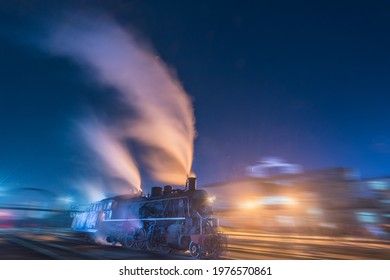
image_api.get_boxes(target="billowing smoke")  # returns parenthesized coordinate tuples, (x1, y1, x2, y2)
(78, 119, 141, 194)
(44, 14, 195, 194)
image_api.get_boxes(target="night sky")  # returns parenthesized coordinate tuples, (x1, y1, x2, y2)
(1, 1, 390, 200)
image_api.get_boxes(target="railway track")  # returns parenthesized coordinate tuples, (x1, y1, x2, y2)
(2, 228, 389, 259)
(224, 231, 390, 259)
(0, 229, 192, 260)
(5, 234, 102, 260)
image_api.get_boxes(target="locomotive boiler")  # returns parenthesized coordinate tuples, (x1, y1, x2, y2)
(71, 177, 226, 258)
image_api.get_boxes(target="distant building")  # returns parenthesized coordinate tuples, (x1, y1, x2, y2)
(203, 167, 388, 237)
(357, 177, 390, 235)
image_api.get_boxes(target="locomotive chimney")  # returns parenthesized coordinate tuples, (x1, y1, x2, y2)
(151, 186, 163, 197)
(187, 177, 196, 192)
(163, 185, 173, 195)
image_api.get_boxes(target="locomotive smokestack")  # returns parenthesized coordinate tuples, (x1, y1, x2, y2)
(187, 177, 196, 192)
(151, 186, 163, 197)
(163, 185, 173, 195)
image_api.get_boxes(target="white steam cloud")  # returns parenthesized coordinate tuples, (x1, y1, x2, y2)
(78, 119, 141, 193)
(45, 15, 195, 194)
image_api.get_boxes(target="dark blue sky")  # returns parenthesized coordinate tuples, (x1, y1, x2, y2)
(1, 1, 390, 198)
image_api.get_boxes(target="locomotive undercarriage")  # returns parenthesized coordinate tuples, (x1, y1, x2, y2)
(103, 219, 226, 259)
(189, 233, 227, 258)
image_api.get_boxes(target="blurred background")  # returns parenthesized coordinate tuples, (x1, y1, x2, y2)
(1, 0, 390, 259)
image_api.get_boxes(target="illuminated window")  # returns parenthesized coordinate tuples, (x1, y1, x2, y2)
(103, 210, 112, 220)
(356, 212, 379, 223)
(368, 181, 388, 191)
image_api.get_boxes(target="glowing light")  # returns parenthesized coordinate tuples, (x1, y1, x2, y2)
(247, 157, 303, 178)
(208, 195, 216, 203)
(0, 211, 11, 217)
(239, 200, 258, 209)
(368, 181, 388, 191)
(356, 212, 379, 223)
(58, 196, 74, 204)
(258, 196, 296, 205)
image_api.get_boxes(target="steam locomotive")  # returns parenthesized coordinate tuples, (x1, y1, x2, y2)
(71, 177, 226, 258)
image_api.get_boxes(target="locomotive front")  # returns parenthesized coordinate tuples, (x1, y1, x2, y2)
(137, 177, 227, 258)
(172, 177, 227, 258)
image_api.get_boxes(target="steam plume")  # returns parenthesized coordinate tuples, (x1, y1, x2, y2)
(45, 14, 195, 192)
(78, 119, 141, 193)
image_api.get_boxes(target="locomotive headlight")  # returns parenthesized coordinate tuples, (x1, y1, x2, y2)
(208, 195, 216, 203)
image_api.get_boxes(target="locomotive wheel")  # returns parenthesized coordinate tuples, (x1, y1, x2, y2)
(146, 227, 158, 251)
(207, 243, 220, 259)
(206, 235, 226, 259)
(158, 233, 172, 253)
(189, 241, 201, 259)
(204, 236, 218, 258)
(146, 238, 157, 251)
(135, 228, 146, 249)
(124, 228, 136, 248)
(159, 244, 172, 254)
